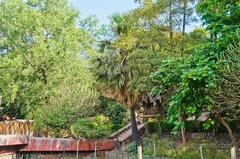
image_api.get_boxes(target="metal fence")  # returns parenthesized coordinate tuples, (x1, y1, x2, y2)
(15, 140, 239, 159)
(101, 140, 235, 159)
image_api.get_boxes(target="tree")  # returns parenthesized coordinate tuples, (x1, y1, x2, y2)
(197, 0, 240, 148)
(94, 12, 167, 146)
(0, 0, 99, 133)
(151, 41, 216, 143)
(94, 14, 142, 144)
(106, 0, 198, 144)
(150, 0, 240, 146)
(211, 39, 240, 148)
(197, 0, 240, 47)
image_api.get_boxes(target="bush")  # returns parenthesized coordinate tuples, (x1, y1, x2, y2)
(70, 115, 112, 138)
(99, 97, 126, 130)
(34, 105, 77, 137)
(147, 119, 173, 133)
(147, 121, 159, 133)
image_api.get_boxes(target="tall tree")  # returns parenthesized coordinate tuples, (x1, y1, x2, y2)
(94, 12, 167, 146)
(197, 0, 240, 148)
(0, 0, 98, 123)
(95, 14, 142, 144)
(211, 40, 240, 148)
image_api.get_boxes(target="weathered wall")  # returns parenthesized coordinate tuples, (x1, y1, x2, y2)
(0, 135, 116, 158)
(21, 137, 115, 152)
(0, 120, 33, 136)
(0, 135, 28, 146)
(0, 135, 28, 156)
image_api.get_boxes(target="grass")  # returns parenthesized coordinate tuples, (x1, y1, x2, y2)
(142, 133, 230, 159)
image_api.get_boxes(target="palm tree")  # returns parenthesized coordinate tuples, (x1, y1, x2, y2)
(95, 14, 142, 144)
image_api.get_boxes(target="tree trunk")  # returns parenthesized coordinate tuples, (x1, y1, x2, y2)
(182, 0, 187, 37)
(169, 2, 173, 41)
(181, 0, 187, 55)
(181, 127, 186, 144)
(40, 68, 49, 104)
(41, 68, 48, 85)
(130, 106, 141, 144)
(216, 112, 238, 148)
(130, 106, 143, 159)
(179, 115, 186, 144)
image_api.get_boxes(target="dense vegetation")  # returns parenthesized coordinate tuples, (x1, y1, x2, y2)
(0, 0, 239, 151)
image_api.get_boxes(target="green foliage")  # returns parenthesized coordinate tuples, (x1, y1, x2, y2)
(202, 118, 215, 130)
(93, 12, 168, 143)
(70, 115, 112, 139)
(147, 121, 159, 133)
(94, 13, 168, 107)
(0, 0, 99, 119)
(146, 119, 217, 133)
(151, 45, 217, 133)
(211, 34, 240, 121)
(0, 0, 100, 137)
(196, 0, 240, 137)
(100, 97, 126, 130)
(147, 119, 174, 133)
(126, 142, 138, 154)
(0, 0, 239, 141)
(149, 0, 240, 142)
(197, 0, 240, 48)
(34, 104, 76, 137)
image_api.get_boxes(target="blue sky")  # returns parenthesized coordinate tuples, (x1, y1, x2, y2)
(69, 0, 138, 24)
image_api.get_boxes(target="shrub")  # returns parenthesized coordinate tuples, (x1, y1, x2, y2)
(147, 119, 173, 133)
(70, 115, 112, 138)
(147, 121, 159, 133)
(99, 97, 126, 130)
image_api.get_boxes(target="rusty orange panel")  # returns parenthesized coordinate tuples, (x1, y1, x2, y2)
(20, 137, 116, 152)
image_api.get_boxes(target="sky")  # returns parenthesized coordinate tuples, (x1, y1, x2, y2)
(69, 0, 138, 24)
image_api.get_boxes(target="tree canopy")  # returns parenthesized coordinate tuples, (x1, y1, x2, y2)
(0, 0, 99, 136)
(0, 0, 240, 147)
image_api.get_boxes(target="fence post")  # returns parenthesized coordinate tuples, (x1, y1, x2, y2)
(154, 143, 156, 158)
(138, 144, 143, 159)
(231, 146, 237, 159)
(94, 141, 97, 159)
(200, 145, 204, 159)
(115, 147, 117, 159)
(76, 139, 79, 159)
